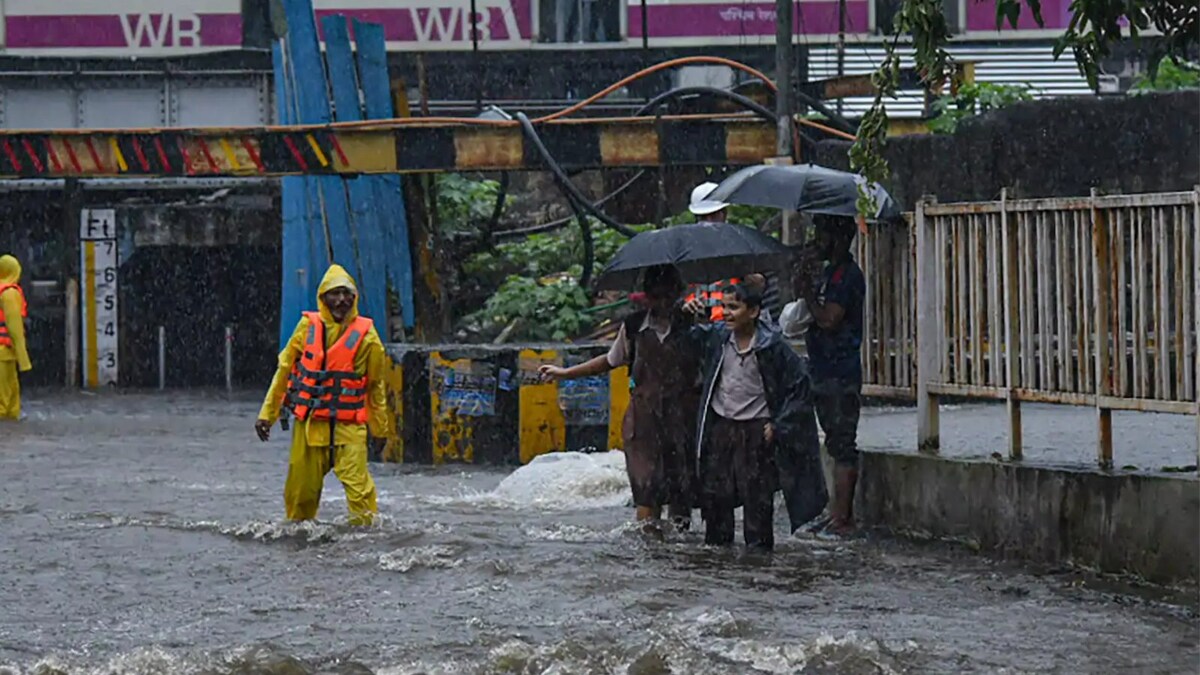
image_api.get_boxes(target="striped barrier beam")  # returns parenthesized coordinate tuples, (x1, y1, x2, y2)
(0, 116, 776, 179)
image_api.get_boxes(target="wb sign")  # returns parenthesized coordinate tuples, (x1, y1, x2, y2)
(120, 13, 203, 48)
(410, 0, 523, 42)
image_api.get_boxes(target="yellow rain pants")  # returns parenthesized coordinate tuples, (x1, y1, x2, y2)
(0, 360, 19, 420)
(283, 423, 378, 525)
(258, 264, 390, 526)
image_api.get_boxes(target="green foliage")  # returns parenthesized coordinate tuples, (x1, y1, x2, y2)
(435, 173, 509, 233)
(1131, 58, 1200, 92)
(472, 274, 594, 341)
(461, 221, 652, 340)
(927, 82, 1036, 134)
(464, 221, 649, 279)
(851, 0, 1198, 218)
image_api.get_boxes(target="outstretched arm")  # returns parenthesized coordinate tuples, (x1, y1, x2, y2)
(539, 354, 613, 381)
(255, 316, 307, 440)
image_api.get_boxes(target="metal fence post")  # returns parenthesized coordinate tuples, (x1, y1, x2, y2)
(65, 278, 79, 388)
(158, 326, 166, 390)
(1193, 186, 1200, 463)
(916, 196, 940, 453)
(1000, 188, 1023, 459)
(1091, 188, 1114, 469)
(225, 326, 233, 394)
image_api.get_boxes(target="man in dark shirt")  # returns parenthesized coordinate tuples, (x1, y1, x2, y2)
(797, 215, 866, 536)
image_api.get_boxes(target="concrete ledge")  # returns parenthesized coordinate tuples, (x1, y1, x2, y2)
(858, 451, 1200, 586)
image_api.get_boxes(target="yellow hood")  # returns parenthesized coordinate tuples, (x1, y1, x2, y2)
(0, 255, 20, 285)
(316, 263, 359, 325)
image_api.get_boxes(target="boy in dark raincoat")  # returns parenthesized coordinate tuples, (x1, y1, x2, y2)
(540, 265, 702, 532)
(685, 278, 826, 549)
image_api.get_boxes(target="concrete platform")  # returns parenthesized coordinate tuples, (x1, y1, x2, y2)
(856, 404, 1199, 586)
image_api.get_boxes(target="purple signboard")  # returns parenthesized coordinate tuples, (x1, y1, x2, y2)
(629, 1, 873, 38)
(3, 0, 243, 53)
(1, 0, 534, 54)
(965, 0, 1072, 32)
(314, 0, 533, 44)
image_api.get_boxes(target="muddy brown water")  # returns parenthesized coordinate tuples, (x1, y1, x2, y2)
(1, 391, 1196, 674)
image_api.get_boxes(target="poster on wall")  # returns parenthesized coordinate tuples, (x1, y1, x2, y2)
(80, 209, 119, 388)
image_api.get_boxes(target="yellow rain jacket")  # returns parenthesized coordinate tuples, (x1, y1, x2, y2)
(0, 255, 31, 420)
(257, 264, 389, 523)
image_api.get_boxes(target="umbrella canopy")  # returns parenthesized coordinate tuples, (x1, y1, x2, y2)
(706, 163, 903, 222)
(593, 221, 790, 291)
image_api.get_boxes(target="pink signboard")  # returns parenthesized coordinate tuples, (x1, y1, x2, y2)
(629, 0, 873, 39)
(965, 0, 1072, 32)
(315, 0, 533, 44)
(3, 0, 242, 53)
(1, 0, 534, 55)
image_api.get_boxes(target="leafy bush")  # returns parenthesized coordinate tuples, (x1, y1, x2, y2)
(1131, 59, 1200, 92)
(927, 82, 1036, 135)
(436, 173, 509, 233)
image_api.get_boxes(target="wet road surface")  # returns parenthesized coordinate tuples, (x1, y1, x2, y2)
(1, 391, 1196, 674)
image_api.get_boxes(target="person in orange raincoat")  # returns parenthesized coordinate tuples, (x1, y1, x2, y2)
(0, 255, 32, 421)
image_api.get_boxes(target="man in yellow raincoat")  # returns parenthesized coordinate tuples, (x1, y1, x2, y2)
(0, 254, 32, 421)
(254, 264, 389, 525)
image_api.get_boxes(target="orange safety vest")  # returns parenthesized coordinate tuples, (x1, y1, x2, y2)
(686, 277, 740, 321)
(285, 311, 373, 425)
(0, 283, 27, 348)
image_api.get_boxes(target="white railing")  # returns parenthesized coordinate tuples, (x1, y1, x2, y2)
(910, 188, 1200, 467)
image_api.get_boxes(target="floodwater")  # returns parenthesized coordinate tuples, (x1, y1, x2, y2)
(1, 391, 1196, 674)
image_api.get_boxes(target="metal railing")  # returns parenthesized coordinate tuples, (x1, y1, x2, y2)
(909, 188, 1200, 467)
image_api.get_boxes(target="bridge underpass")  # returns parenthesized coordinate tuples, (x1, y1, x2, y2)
(0, 56, 1194, 675)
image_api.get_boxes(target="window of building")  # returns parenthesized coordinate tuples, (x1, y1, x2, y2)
(539, 0, 622, 43)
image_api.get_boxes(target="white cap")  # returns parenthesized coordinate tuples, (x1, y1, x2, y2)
(688, 181, 728, 216)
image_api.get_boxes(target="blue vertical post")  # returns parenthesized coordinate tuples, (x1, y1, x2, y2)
(272, 41, 310, 349)
(281, 0, 361, 296)
(354, 19, 416, 330)
(322, 15, 388, 328)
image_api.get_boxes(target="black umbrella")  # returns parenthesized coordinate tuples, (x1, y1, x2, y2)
(706, 163, 903, 223)
(593, 221, 790, 291)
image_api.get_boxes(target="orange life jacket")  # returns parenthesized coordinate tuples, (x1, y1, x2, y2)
(285, 311, 373, 425)
(0, 283, 27, 348)
(686, 277, 740, 321)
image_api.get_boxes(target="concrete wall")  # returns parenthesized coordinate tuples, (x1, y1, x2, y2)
(813, 91, 1200, 208)
(857, 452, 1200, 585)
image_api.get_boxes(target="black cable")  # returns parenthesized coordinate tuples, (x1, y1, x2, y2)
(516, 111, 639, 237)
(482, 171, 509, 246)
(632, 85, 820, 154)
(498, 85, 804, 240)
(571, 203, 594, 290)
(729, 76, 858, 135)
(495, 169, 646, 240)
(633, 85, 778, 121)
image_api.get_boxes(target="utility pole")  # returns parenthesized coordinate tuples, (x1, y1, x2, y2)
(774, 0, 799, 245)
(837, 0, 847, 116)
(774, 0, 794, 162)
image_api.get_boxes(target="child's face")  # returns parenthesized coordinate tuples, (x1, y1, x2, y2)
(722, 297, 759, 332)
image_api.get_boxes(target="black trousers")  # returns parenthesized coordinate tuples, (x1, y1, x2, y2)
(702, 414, 778, 550)
(814, 375, 862, 467)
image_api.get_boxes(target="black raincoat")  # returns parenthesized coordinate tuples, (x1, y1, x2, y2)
(692, 317, 828, 532)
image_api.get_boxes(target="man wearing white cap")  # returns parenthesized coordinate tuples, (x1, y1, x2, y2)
(685, 182, 781, 321)
(689, 181, 729, 222)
